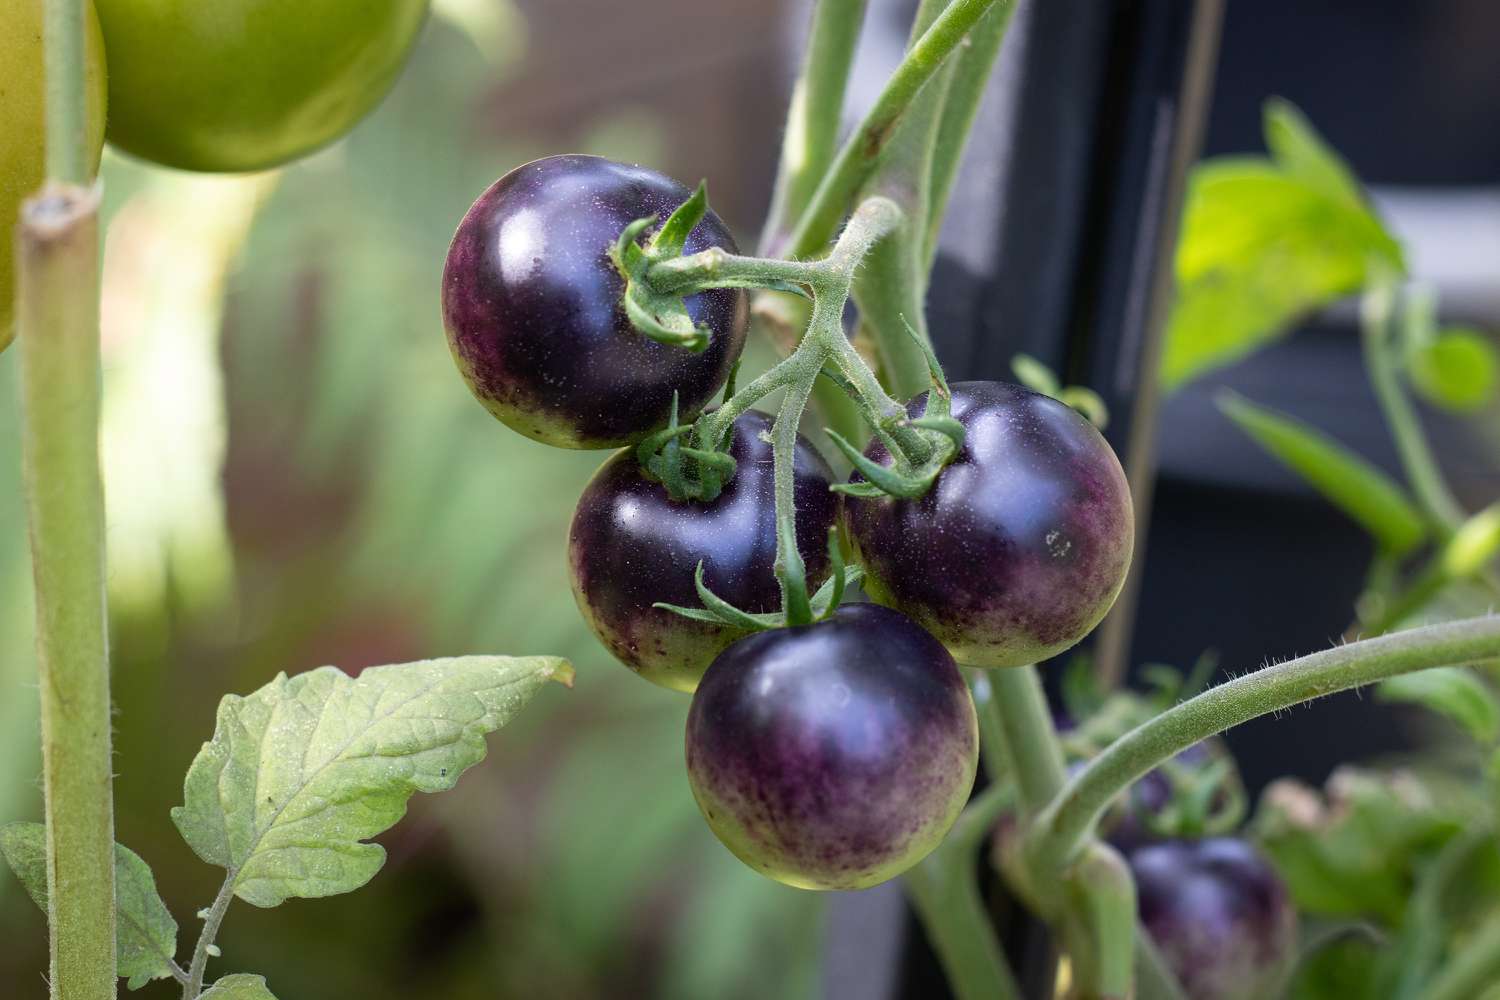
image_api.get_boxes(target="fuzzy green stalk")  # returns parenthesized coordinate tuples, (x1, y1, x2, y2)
(19, 183, 116, 1000)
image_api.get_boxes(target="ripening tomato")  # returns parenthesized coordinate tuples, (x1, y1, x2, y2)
(0, 0, 108, 348)
(93, 0, 429, 172)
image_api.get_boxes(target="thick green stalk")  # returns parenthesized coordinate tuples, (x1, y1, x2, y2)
(786, 0, 999, 260)
(985, 665, 1068, 811)
(43, 0, 90, 183)
(850, 0, 954, 400)
(1032, 615, 1500, 871)
(760, 0, 870, 256)
(19, 185, 116, 999)
(904, 786, 1022, 1000)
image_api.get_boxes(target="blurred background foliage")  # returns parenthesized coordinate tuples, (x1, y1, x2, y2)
(0, 2, 823, 996)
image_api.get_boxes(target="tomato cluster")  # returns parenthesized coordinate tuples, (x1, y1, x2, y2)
(439, 155, 1137, 889)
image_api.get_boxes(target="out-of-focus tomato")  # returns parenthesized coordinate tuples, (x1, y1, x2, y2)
(0, 0, 108, 348)
(94, 0, 428, 173)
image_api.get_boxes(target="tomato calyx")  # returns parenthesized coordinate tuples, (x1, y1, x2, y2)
(655, 527, 862, 632)
(830, 326, 966, 500)
(610, 183, 721, 353)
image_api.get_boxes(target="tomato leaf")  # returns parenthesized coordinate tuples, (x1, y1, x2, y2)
(1217, 391, 1427, 554)
(199, 973, 277, 999)
(1408, 327, 1498, 414)
(0, 822, 179, 990)
(1162, 100, 1405, 389)
(171, 655, 572, 908)
(1376, 667, 1500, 744)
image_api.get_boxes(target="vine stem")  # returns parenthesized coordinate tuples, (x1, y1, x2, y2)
(24, 4, 115, 998)
(759, 0, 870, 256)
(184, 875, 237, 998)
(20, 182, 116, 1000)
(785, 0, 1000, 261)
(1030, 614, 1500, 872)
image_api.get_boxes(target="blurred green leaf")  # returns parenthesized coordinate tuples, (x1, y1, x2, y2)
(0, 822, 179, 990)
(172, 656, 571, 908)
(1377, 668, 1500, 744)
(1285, 927, 1384, 1000)
(1263, 99, 1364, 208)
(1217, 391, 1428, 554)
(200, 973, 277, 999)
(1254, 768, 1464, 925)
(1163, 101, 1405, 389)
(1409, 328, 1499, 414)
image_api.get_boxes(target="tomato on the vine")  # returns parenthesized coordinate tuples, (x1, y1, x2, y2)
(1131, 837, 1297, 1000)
(0, 0, 107, 347)
(93, 0, 428, 172)
(846, 381, 1133, 668)
(568, 410, 838, 693)
(443, 155, 748, 449)
(686, 603, 978, 890)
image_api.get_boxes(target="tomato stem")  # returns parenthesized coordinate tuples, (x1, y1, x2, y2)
(17, 184, 115, 999)
(42, 0, 91, 183)
(1030, 614, 1500, 874)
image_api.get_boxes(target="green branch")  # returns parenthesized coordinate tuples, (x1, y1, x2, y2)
(43, 0, 91, 183)
(785, 0, 1000, 260)
(18, 186, 115, 999)
(760, 0, 870, 255)
(1031, 615, 1500, 872)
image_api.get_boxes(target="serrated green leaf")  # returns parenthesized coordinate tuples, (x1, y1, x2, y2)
(1377, 667, 1500, 743)
(1218, 391, 1428, 554)
(1162, 101, 1405, 390)
(1409, 328, 1498, 414)
(171, 655, 572, 908)
(199, 973, 277, 999)
(0, 821, 179, 990)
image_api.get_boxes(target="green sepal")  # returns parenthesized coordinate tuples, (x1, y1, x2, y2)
(654, 557, 865, 632)
(907, 414, 966, 448)
(826, 428, 936, 499)
(776, 513, 813, 627)
(650, 182, 709, 258)
(622, 287, 711, 352)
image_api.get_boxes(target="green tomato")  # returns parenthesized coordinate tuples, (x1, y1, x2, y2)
(0, 0, 108, 350)
(95, 0, 429, 173)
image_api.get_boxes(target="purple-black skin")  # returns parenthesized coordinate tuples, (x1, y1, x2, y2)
(1131, 838, 1298, 1000)
(442, 154, 749, 449)
(568, 411, 839, 693)
(686, 603, 978, 890)
(845, 381, 1133, 668)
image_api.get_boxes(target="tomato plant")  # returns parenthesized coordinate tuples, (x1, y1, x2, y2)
(93, 0, 429, 172)
(5, 2, 1500, 1000)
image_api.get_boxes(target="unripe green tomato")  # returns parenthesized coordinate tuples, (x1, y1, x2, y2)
(94, 0, 429, 173)
(0, 0, 108, 350)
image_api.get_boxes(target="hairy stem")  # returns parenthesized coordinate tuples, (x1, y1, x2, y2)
(786, 0, 1000, 260)
(985, 666, 1068, 812)
(760, 0, 870, 256)
(904, 786, 1023, 1000)
(20, 185, 115, 999)
(1032, 615, 1500, 871)
(184, 875, 237, 998)
(43, 0, 90, 183)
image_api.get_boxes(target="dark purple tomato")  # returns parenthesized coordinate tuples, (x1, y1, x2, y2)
(442, 155, 749, 449)
(845, 381, 1133, 668)
(686, 603, 978, 890)
(568, 411, 839, 692)
(1131, 838, 1298, 1000)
